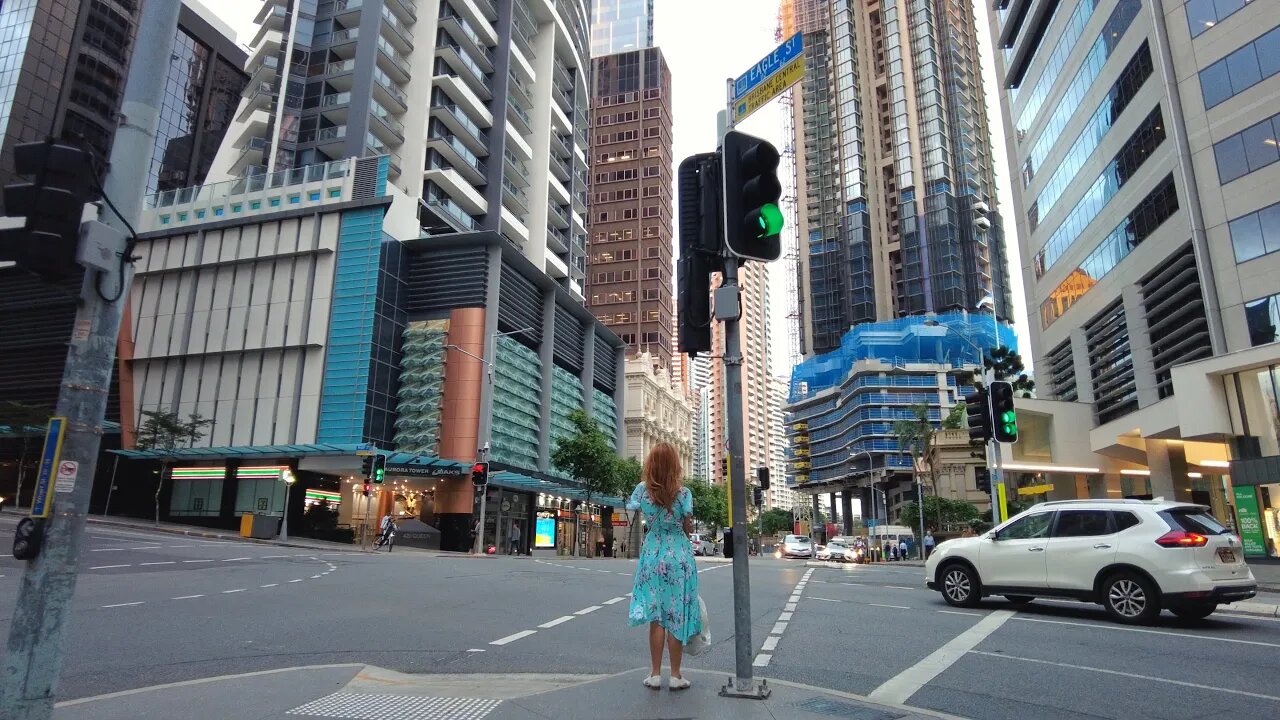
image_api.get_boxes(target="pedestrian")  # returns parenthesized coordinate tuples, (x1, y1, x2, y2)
(924, 529, 936, 559)
(627, 442, 700, 691)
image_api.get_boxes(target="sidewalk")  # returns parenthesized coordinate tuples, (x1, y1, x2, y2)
(80, 513, 362, 553)
(52, 664, 962, 720)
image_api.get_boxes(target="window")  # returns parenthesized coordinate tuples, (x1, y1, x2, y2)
(1187, 0, 1250, 38)
(1111, 511, 1140, 531)
(646, 310, 659, 321)
(622, 208, 637, 219)
(643, 127, 659, 137)
(647, 246, 660, 258)
(644, 107, 659, 118)
(643, 206, 659, 217)
(1159, 508, 1231, 535)
(644, 186, 660, 197)
(1230, 201, 1280, 262)
(642, 226, 659, 238)
(644, 165, 660, 177)
(1213, 111, 1280, 183)
(644, 287, 659, 300)
(643, 332, 659, 344)
(1199, 26, 1280, 109)
(1245, 292, 1280, 346)
(598, 211, 609, 222)
(1052, 510, 1113, 537)
(998, 513, 1054, 540)
(645, 267, 659, 279)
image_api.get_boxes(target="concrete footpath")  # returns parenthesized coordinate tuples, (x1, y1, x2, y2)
(52, 664, 961, 720)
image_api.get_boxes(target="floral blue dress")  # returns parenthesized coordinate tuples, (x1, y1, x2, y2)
(627, 483, 701, 643)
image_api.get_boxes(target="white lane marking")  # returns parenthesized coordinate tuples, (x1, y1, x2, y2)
(311, 574, 321, 579)
(785, 603, 797, 611)
(1014, 616, 1280, 648)
(260, 555, 292, 559)
(761, 636, 780, 651)
(779, 611, 794, 621)
(128, 546, 162, 550)
(289, 579, 303, 583)
(698, 564, 731, 573)
(868, 609, 1015, 705)
(885, 585, 915, 590)
(139, 561, 176, 566)
(869, 603, 911, 610)
(90, 548, 126, 552)
(970, 650, 1280, 702)
(260, 584, 278, 588)
(752, 653, 772, 667)
(102, 602, 144, 608)
(172, 595, 203, 600)
(538, 616, 576, 628)
(222, 589, 246, 594)
(788, 595, 801, 603)
(809, 597, 842, 603)
(771, 622, 788, 634)
(603, 596, 627, 605)
(466, 649, 486, 653)
(574, 605, 602, 615)
(595, 569, 611, 573)
(222, 557, 250, 562)
(166, 544, 194, 548)
(938, 610, 984, 617)
(182, 559, 213, 563)
(490, 630, 537, 646)
(89, 564, 130, 570)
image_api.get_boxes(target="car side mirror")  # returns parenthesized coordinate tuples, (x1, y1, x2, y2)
(985, 530, 999, 541)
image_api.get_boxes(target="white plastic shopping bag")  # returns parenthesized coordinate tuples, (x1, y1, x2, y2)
(684, 595, 711, 656)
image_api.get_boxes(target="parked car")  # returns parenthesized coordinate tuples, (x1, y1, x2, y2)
(690, 533, 715, 556)
(924, 499, 1257, 624)
(779, 534, 814, 559)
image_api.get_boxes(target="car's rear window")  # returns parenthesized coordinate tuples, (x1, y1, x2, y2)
(786, 535, 811, 543)
(1161, 509, 1230, 535)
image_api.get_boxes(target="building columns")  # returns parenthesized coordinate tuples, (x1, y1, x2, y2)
(537, 286, 556, 473)
(1147, 439, 1192, 502)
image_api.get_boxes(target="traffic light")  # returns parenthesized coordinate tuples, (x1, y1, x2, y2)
(722, 454, 731, 483)
(471, 461, 489, 486)
(990, 380, 1018, 443)
(757, 466, 770, 490)
(752, 487, 763, 507)
(965, 387, 992, 443)
(362, 482, 372, 497)
(975, 467, 991, 494)
(361, 456, 374, 479)
(373, 455, 386, 484)
(720, 130, 783, 262)
(0, 140, 100, 278)
(677, 152, 719, 356)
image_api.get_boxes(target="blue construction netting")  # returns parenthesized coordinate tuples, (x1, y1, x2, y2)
(789, 312, 1018, 403)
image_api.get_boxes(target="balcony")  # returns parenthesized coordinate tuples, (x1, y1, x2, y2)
(545, 251, 569, 280)
(372, 67, 408, 111)
(327, 27, 360, 58)
(500, 206, 529, 247)
(365, 133, 402, 176)
(550, 101, 571, 134)
(550, 133, 571, 159)
(423, 184, 480, 234)
(230, 136, 269, 174)
(511, 16, 535, 55)
(432, 75, 491, 126)
(430, 102, 488, 154)
(547, 201, 569, 229)
(553, 84, 574, 115)
(427, 130, 487, 185)
(386, 0, 416, 23)
(423, 167, 487, 215)
(255, 0, 288, 26)
(507, 100, 532, 135)
(546, 222, 570, 253)
(247, 53, 279, 89)
(506, 126, 532, 161)
(510, 43, 535, 84)
(504, 149, 529, 185)
(469, 0, 498, 24)
(552, 61, 572, 89)
(439, 9, 493, 71)
(436, 42, 491, 100)
(369, 101, 405, 144)
(237, 82, 276, 123)
(548, 175, 569, 205)
(549, 152, 571, 183)
(325, 59, 355, 91)
(502, 177, 529, 214)
(380, 7, 415, 53)
(320, 0, 362, 21)
(508, 73, 534, 110)
(251, 8, 286, 47)
(300, 124, 347, 150)
(376, 37, 412, 84)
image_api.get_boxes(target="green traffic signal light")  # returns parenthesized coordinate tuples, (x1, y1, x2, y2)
(374, 467, 384, 483)
(757, 203, 784, 237)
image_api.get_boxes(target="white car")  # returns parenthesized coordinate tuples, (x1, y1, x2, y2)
(779, 534, 814, 559)
(689, 533, 715, 556)
(924, 499, 1257, 624)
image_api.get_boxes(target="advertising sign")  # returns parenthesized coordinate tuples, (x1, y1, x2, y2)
(535, 516, 556, 548)
(1233, 486, 1268, 557)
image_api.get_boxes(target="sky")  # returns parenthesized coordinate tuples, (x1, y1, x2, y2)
(213, 0, 1031, 379)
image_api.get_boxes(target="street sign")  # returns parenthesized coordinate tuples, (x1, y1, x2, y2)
(31, 417, 67, 519)
(384, 462, 467, 478)
(865, 518, 879, 528)
(733, 33, 803, 100)
(1017, 483, 1054, 496)
(355, 443, 375, 457)
(54, 460, 78, 494)
(734, 56, 805, 124)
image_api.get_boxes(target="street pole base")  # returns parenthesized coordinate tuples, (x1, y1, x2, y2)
(719, 676, 771, 700)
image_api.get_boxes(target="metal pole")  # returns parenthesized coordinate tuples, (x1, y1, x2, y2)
(280, 476, 292, 542)
(473, 370, 492, 555)
(719, 77, 767, 701)
(102, 454, 120, 516)
(0, 1, 179, 715)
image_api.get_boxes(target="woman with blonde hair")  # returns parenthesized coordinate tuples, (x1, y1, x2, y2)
(627, 441, 700, 690)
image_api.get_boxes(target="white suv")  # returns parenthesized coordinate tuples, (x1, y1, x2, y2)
(924, 499, 1257, 623)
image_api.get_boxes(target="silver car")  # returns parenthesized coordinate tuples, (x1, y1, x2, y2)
(780, 534, 814, 558)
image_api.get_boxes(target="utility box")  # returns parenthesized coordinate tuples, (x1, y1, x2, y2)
(240, 513, 277, 539)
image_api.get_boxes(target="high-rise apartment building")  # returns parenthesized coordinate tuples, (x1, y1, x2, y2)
(206, 0, 591, 296)
(689, 355, 713, 482)
(989, 0, 1280, 519)
(781, 0, 1013, 357)
(585, 47, 674, 366)
(767, 376, 795, 511)
(589, 0, 654, 56)
(710, 263, 773, 486)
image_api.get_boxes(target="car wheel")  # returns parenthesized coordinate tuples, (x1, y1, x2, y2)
(1170, 604, 1217, 620)
(1004, 595, 1034, 606)
(1102, 571, 1161, 624)
(939, 563, 981, 608)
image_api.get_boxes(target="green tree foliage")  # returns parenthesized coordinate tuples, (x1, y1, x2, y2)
(759, 508, 794, 536)
(899, 496, 981, 536)
(686, 478, 727, 534)
(943, 402, 966, 429)
(551, 409, 620, 555)
(134, 410, 211, 525)
(613, 455, 643, 493)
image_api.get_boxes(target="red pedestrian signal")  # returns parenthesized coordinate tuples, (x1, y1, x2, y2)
(471, 462, 489, 486)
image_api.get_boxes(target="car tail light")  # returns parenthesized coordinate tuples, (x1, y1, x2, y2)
(1155, 530, 1208, 548)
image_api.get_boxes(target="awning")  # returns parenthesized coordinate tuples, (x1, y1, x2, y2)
(110, 443, 366, 460)
(488, 470, 625, 508)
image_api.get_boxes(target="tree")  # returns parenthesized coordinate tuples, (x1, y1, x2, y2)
(759, 508, 794, 536)
(899, 496, 981, 537)
(134, 409, 212, 525)
(0, 401, 51, 508)
(613, 455, 642, 493)
(964, 346, 1036, 398)
(551, 409, 619, 556)
(942, 402, 966, 429)
(686, 478, 727, 534)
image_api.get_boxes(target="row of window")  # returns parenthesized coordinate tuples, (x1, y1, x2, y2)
(594, 206, 663, 222)
(596, 127, 661, 145)
(593, 186, 663, 203)
(1186, 0, 1254, 38)
(1033, 107, 1166, 277)
(591, 246, 663, 263)
(595, 88, 663, 107)
(617, 331, 666, 347)
(1199, 25, 1280, 109)
(593, 226, 662, 243)
(594, 107, 662, 126)
(1230, 200, 1280, 263)
(1040, 174, 1179, 329)
(592, 266, 666, 284)
(157, 188, 343, 225)
(590, 287, 665, 305)
(1213, 109, 1280, 184)
(597, 146, 661, 163)
(1015, 0, 1105, 136)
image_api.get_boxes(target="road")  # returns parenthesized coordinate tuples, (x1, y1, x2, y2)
(1, 517, 1279, 719)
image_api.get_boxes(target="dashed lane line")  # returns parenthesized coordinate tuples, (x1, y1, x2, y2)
(222, 557, 251, 562)
(139, 561, 176, 566)
(89, 564, 130, 570)
(222, 589, 246, 594)
(182, 559, 213, 563)
(490, 630, 537, 646)
(574, 605, 602, 615)
(761, 636, 779, 651)
(289, 579, 304, 583)
(260, 583, 278, 588)
(102, 602, 144, 608)
(538, 616, 575, 628)
(603, 596, 627, 605)
(869, 603, 911, 610)
(172, 595, 203, 600)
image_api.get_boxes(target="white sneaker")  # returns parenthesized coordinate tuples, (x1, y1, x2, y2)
(668, 676, 690, 690)
(643, 675, 662, 689)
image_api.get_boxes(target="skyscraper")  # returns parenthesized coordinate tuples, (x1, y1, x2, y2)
(781, 0, 1013, 357)
(585, 47, 674, 367)
(988, 0, 1280, 506)
(590, 0, 655, 56)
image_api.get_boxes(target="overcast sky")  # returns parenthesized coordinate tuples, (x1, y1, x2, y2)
(213, 0, 1030, 379)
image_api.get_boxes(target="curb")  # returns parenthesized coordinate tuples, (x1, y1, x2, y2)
(83, 516, 363, 553)
(1221, 600, 1280, 618)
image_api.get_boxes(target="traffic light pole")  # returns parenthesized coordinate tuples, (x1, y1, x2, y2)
(0, 1, 180, 716)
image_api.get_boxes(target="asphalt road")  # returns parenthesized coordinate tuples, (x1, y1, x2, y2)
(2, 518, 1279, 719)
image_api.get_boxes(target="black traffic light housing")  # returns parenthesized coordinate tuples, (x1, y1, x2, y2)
(361, 456, 374, 478)
(757, 466, 770, 490)
(975, 467, 991, 494)
(471, 461, 489, 486)
(965, 387, 992, 443)
(721, 130, 783, 262)
(990, 380, 1018, 444)
(752, 487, 763, 507)
(373, 455, 386, 484)
(677, 152, 720, 356)
(1, 140, 100, 278)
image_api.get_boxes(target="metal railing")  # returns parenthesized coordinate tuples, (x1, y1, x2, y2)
(381, 7, 415, 49)
(430, 131, 486, 175)
(376, 36, 411, 77)
(433, 102, 487, 145)
(319, 91, 351, 108)
(148, 158, 352, 209)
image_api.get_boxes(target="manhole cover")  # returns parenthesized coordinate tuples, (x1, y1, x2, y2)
(288, 692, 501, 720)
(794, 697, 902, 719)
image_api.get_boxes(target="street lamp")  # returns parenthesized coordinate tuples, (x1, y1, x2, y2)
(279, 469, 296, 541)
(445, 327, 534, 555)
